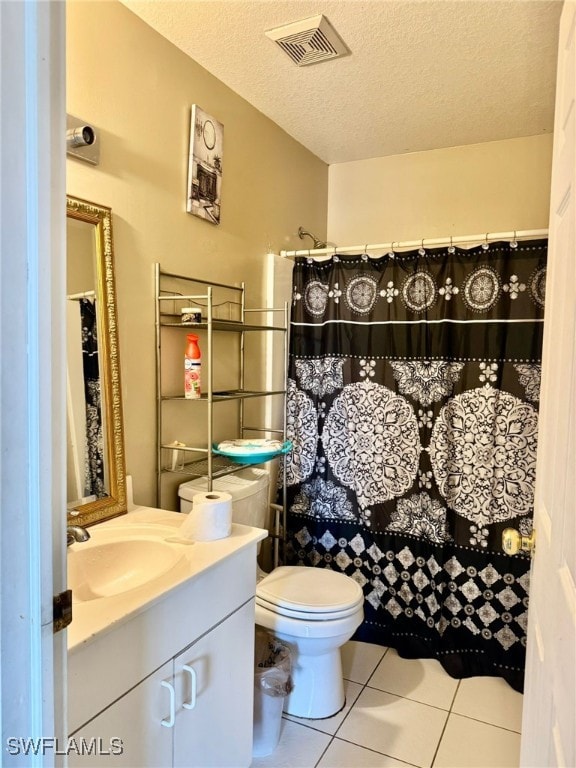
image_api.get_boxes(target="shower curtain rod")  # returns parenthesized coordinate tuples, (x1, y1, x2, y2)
(67, 290, 96, 300)
(280, 228, 548, 259)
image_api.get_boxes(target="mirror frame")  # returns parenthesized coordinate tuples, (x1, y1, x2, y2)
(66, 195, 127, 526)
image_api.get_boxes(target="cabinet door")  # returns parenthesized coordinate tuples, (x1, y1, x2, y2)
(68, 660, 174, 767)
(173, 600, 255, 768)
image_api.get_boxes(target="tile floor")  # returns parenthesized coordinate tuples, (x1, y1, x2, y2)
(251, 641, 523, 768)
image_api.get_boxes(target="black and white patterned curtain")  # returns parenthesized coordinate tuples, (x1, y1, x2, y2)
(284, 240, 547, 691)
(80, 298, 106, 499)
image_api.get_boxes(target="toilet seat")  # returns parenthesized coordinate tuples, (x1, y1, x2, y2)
(256, 566, 364, 621)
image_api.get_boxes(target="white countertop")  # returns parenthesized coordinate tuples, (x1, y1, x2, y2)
(67, 506, 267, 652)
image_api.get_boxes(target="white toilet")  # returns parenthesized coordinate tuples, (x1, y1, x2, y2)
(255, 564, 364, 719)
(178, 469, 365, 720)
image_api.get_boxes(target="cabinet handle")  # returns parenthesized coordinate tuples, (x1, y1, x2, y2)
(160, 680, 176, 728)
(182, 664, 197, 711)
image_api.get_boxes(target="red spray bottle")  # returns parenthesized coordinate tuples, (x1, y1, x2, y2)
(184, 334, 201, 399)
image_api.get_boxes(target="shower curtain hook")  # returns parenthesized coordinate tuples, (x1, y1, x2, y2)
(482, 233, 490, 250)
(418, 238, 426, 256)
(510, 230, 518, 249)
(387, 242, 395, 259)
(448, 236, 456, 254)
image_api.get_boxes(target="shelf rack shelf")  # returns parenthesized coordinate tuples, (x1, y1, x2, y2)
(160, 389, 286, 402)
(159, 318, 287, 333)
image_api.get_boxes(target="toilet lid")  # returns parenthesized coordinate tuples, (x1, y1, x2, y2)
(256, 566, 364, 619)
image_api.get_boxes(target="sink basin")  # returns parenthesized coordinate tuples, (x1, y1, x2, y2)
(68, 525, 187, 602)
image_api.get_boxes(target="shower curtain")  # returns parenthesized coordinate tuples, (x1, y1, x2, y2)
(80, 298, 105, 499)
(284, 240, 546, 691)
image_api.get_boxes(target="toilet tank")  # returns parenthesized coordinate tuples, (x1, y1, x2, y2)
(178, 468, 270, 529)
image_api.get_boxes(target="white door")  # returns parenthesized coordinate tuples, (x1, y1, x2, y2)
(68, 660, 174, 767)
(520, 3, 576, 766)
(173, 601, 255, 768)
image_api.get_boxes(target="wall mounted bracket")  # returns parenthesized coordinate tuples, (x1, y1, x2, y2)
(66, 113, 100, 165)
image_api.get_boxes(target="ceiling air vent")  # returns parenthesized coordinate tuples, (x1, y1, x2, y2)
(265, 14, 349, 67)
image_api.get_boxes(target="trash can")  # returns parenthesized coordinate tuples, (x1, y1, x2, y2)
(253, 628, 293, 757)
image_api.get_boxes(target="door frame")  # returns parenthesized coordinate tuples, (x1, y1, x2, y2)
(0, 1, 66, 764)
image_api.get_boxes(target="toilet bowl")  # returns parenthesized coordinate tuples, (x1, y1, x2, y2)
(178, 472, 365, 719)
(255, 565, 364, 719)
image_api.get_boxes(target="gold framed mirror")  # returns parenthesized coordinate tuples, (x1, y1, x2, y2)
(66, 195, 127, 526)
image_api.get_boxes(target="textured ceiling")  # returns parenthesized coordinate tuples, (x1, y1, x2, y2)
(121, 0, 563, 164)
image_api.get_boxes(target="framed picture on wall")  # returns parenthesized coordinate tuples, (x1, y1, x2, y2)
(187, 105, 223, 225)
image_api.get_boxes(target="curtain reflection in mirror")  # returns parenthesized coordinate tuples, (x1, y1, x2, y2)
(80, 297, 105, 497)
(67, 292, 106, 503)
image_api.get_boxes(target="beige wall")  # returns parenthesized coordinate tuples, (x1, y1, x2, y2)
(66, 0, 328, 507)
(327, 135, 553, 245)
(66, 0, 553, 510)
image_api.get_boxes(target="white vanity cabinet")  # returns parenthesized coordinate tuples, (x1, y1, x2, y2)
(69, 601, 254, 768)
(68, 516, 265, 768)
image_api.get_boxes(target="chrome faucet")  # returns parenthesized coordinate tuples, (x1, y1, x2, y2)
(67, 525, 91, 547)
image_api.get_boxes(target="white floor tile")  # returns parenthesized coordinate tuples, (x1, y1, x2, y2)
(283, 679, 363, 735)
(318, 738, 417, 767)
(250, 718, 331, 768)
(341, 640, 388, 684)
(452, 676, 523, 732)
(338, 686, 448, 768)
(433, 713, 521, 768)
(369, 649, 459, 710)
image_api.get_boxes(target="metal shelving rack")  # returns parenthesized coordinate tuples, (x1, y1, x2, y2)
(154, 264, 288, 558)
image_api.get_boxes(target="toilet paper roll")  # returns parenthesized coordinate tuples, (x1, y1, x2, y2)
(179, 491, 233, 542)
